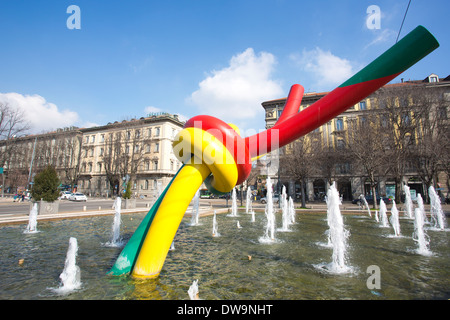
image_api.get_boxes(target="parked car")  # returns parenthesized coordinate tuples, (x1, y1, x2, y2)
(200, 193, 214, 199)
(59, 191, 72, 200)
(352, 195, 392, 205)
(69, 192, 88, 201)
(260, 195, 280, 204)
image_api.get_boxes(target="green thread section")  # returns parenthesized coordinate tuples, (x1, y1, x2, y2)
(339, 25, 439, 88)
(108, 165, 183, 276)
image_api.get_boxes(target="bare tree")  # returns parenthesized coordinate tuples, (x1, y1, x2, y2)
(345, 115, 387, 209)
(373, 85, 423, 202)
(407, 85, 450, 200)
(0, 102, 30, 168)
(55, 133, 83, 189)
(102, 132, 123, 196)
(101, 126, 149, 196)
(280, 134, 318, 207)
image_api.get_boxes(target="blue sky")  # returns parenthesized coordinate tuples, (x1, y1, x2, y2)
(0, 0, 448, 135)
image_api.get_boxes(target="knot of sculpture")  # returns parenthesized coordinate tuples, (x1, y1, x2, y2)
(173, 115, 252, 194)
(108, 25, 439, 279)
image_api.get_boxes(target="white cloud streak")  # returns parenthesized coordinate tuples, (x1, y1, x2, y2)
(0, 93, 79, 133)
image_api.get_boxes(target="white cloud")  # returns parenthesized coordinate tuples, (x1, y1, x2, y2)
(290, 47, 355, 90)
(364, 28, 397, 49)
(187, 48, 283, 125)
(0, 93, 79, 133)
(144, 105, 162, 114)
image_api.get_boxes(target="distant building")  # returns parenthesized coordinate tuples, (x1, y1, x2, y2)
(0, 113, 185, 199)
(261, 74, 450, 202)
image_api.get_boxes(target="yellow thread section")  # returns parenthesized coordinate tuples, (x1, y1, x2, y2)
(132, 157, 211, 279)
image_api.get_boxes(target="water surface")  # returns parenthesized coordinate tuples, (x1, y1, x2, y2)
(0, 211, 448, 299)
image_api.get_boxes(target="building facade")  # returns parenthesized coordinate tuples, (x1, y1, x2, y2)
(0, 113, 184, 199)
(261, 74, 449, 203)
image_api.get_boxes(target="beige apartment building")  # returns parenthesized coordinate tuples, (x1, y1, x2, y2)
(78, 113, 184, 199)
(0, 113, 184, 199)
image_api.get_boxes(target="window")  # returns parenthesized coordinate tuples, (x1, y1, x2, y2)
(335, 118, 344, 131)
(153, 160, 158, 170)
(336, 162, 351, 174)
(155, 142, 159, 153)
(401, 113, 410, 126)
(145, 180, 149, 190)
(359, 101, 367, 110)
(89, 148, 94, 157)
(125, 145, 130, 154)
(88, 163, 92, 172)
(91, 135, 95, 143)
(429, 76, 438, 83)
(380, 115, 388, 128)
(100, 134, 105, 142)
(155, 127, 160, 137)
(135, 130, 140, 139)
(97, 162, 102, 172)
(359, 116, 367, 126)
(437, 106, 447, 120)
(145, 161, 150, 170)
(126, 131, 131, 140)
(100, 147, 104, 156)
(147, 128, 152, 137)
(134, 144, 140, 153)
(145, 144, 150, 153)
(277, 109, 283, 119)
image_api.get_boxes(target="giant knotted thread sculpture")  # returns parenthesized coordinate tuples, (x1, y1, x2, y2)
(108, 25, 439, 279)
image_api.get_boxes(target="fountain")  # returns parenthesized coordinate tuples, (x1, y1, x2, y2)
(190, 189, 200, 225)
(429, 186, 446, 230)
(413, 208, 432, 256)
(246, 186, 252, 214)
(188, 279, 199, 300)
(212, 210, 220, 237)
(104, 197, 123, 247)
(379, 199, 389, 228)
(230, 187, 238, 217)
(389, 202, 401, 237)
(404, 185, 413, 219)
(259, 177, 276, 243)
(416, 194, 428, 224)
(361, 194, 371, 217)
(279, 185, 291, 232)
(250, 209, 255, 223)
(288, 197, 296, 225)
(51, 237, 81, 294)
(24, 203, 39, 234)
(321, 182, 351, 273)
(0, 210, 448, 299)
